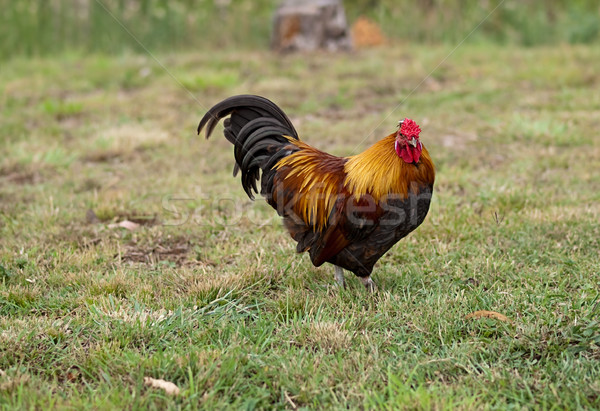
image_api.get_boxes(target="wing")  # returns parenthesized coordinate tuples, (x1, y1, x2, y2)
(309, 193, 383, 267)
(267, 140, 355, 265)
(270, 140, 346, 232)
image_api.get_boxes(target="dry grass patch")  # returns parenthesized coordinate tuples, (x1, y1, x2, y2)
(82, 123, 169, 163)
(296, 321, 352, 353)
(185, 272, 247, 297)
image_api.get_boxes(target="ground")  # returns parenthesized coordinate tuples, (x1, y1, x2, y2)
(0, 44, 599, 409)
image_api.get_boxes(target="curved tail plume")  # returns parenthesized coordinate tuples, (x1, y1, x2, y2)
(197, 95, 300, 199)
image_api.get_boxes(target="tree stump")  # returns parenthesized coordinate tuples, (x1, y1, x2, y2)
(271, 0, 353, 52)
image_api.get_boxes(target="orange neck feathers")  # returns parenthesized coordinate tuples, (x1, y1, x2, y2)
(344, 133, 435, 201)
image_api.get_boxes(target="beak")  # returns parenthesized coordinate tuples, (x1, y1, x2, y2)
(408, 137, 418, 147)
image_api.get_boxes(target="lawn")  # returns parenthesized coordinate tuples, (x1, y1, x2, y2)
(1, 44, 599, 409)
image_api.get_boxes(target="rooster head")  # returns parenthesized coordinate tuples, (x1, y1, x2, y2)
(395, 118, 422, 164)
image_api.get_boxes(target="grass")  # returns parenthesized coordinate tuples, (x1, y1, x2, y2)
(1, 43, 599, 409)
(2, 0, 600, 59)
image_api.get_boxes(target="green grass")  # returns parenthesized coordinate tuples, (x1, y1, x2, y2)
(2, 0, 600, 59)
(1, 44, 600, 409)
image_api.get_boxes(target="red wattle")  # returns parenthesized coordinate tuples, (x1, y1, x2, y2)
(396, 140, 422, 164)
(400, 146, 414, 163)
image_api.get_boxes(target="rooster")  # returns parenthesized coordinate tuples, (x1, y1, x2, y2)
(198, 95, 435, 291)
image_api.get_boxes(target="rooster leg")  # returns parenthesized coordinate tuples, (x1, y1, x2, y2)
(334, 266, 345, 288)
(360, 276, 378, 292)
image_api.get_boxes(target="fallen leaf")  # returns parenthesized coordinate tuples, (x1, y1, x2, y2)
(108, 220, 140, 231)
(143, 377, 180, 396)
(465, 310, 511, 322)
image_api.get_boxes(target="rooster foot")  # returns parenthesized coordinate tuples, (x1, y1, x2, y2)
(334, 266, 346, 289)
(360, 276, 378, 292)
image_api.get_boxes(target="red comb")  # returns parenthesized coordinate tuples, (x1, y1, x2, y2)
(400, 118, 421, 138)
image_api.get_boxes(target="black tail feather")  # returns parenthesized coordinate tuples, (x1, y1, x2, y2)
(198, 95, 299, 200)
(198, 95, 298, 140)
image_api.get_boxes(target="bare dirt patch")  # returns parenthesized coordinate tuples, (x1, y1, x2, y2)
(0, 163, 45, 185)
(121, 236, 193, 267)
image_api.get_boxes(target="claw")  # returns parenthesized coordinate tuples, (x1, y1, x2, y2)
(360, 276, 378, 292)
